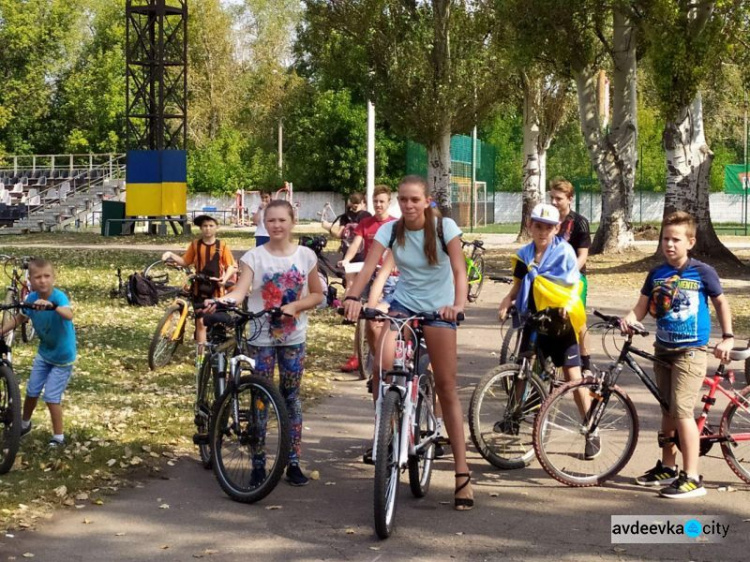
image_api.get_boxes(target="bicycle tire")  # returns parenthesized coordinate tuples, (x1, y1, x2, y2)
(210, 374, 290, 503)
(2, 291, 15, 348)
(720, 385, 750, 484)
(374, 390, 401, 539)
(195, 357, 214, 468)
(408, 372, 436, 497)
(148, 303, 184, 370)
(0, 365, 22, 474)
(499, 326, 522, 365)
(355, 318, 370, 381)
(19, 285, 34, 343)
(467, 256, 485, 303)
(533, 378, 638, 487)
(469, 363, 547, 470)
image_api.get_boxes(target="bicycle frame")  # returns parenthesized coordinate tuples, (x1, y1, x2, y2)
(463, 241, 484, 286)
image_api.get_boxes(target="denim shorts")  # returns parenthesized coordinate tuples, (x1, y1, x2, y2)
(388, 299, 457, 330)
(27, 355, 73, 403)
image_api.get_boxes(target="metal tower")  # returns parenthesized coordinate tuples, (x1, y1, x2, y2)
(126, 0, 188, 151)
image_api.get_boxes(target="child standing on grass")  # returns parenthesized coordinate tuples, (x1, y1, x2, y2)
(161, 214, 237, 348)
(209, 200, 324, 486)
(622, 211, 734, 498)
(0, 258, 76, 448)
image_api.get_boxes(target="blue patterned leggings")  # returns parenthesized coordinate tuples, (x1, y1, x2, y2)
(249, 343, 306, 463)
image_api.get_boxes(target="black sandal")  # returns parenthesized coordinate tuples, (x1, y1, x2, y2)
(454, 472, 474, 511)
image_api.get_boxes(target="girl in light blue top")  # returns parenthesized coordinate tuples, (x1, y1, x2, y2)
(343, 175, 473, 511)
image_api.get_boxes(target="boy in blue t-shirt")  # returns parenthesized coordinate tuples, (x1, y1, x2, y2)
(621, 212, 734, 499)
(0, 258, 76, 447)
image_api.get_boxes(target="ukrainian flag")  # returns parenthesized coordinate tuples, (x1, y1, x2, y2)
(126, 150, 187, 216)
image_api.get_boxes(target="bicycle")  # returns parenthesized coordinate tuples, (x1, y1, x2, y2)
(533, 310, 750, 487)
(463, 239, 485, 303)
(2, 255, 35, 345)
(0, 301, 55, 474)
(208, 303, 291, 503)
(468, 307, 565, 470)
(299, 235, 345, 305)
(352, 307, 458, 539)
(147, 262, 212, 370)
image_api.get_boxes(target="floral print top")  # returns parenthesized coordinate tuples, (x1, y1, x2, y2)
(241, 245, 318, 346)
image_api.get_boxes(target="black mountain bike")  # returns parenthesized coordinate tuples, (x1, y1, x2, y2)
(208, 304, 291, 503)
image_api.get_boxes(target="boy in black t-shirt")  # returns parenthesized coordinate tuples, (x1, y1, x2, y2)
(549, 178, 593, 374)
(322, 193, 371, 262)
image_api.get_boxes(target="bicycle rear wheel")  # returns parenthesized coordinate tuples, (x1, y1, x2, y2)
(499, 326, 522, 365)
(0, 365, 22, 474)
(355, 317, 370, 381)
(720, 386, 750, 484)
(374, 390, 401, 539)
(194, 357, 215, 468)
(533, 379, 638, 486)
(210, 374, 290, 503)
(408, 372, 435, 497)
(148, 303, 184, 370)
(2, 291, 15, 348)
(467, 256, 485, 303)
(469, 364, 547, 470)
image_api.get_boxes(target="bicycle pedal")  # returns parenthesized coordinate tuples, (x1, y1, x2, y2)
(192, 433, 209, 445)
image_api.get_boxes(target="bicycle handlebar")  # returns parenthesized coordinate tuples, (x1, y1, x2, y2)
(0, 302, 57, 312)
(593, 309, 649, 337)
(197, 301, 290, 321)
(338, 306, 464, 325)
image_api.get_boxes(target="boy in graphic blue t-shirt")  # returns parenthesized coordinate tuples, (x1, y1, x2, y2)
(621, 212, 734, 499)
(0, 258, 76, 447)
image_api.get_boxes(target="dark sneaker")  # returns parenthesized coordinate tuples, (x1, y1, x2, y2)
(635, 460, 678, 487)
(493, 417, 521, 435)
(48, 438, 65, 448)
(286, 463, 309, 486)
(363, 447, 374, 465)
(659, 471, 706, 499)
(434, 443, 445, 459)
(249, 467, 266, 488)
(584, 432, 601, 460)
(20, 422, 32, 438)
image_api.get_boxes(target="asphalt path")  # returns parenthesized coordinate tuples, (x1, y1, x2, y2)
(2, 278, 749, 561)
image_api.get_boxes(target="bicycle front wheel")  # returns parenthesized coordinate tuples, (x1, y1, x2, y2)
(533, 379, 638, 487)
(210, 374, 290, 503)
(374, 390, 401, 539)
(469, 364, 547, 470)
(408, 373, 435, 498)
(148, 303, 184, 370)
(467, 256, 485, 303)
(720, 386, 750, 484)
(0, 365, 22, 474)
(19, 286, 34, 343)
(195, 357, 215, 468)
(355, 317, 370, 381)
(499, 326, 522, 365)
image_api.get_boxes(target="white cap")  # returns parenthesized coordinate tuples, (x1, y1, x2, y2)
(530, 203, 560, 225)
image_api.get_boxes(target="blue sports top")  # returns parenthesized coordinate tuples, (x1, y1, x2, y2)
(24, 288, 77, 366)
(640, 258, 722, 348)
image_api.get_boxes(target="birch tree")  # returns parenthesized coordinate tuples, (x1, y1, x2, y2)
(510, 0, 639, 252)
(643, 0, 744, 260)
(300, 0, 507, 216)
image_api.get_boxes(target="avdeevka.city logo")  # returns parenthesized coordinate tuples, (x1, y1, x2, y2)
(611, 515, 730, 544)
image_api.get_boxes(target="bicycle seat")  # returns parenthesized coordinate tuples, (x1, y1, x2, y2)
(729, 347, 750, 362)
(474, 240, 484, 248)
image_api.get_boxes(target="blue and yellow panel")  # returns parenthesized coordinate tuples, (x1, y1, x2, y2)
(125, 150, 187, 216)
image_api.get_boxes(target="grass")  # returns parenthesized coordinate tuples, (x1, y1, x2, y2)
(0, 247, 354, 531)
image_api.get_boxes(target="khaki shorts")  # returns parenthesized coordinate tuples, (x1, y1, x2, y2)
(653, 345, 707, 420)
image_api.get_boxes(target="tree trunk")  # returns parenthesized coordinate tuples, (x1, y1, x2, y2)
(518, 79, 545, 241)
(427, 127, 453, 218)
(576, 10, 637, 254)
(662, 92, 739, 263)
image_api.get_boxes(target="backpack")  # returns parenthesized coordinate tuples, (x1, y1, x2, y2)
(126, 272, 159, 306)
(388, 217, 449, 255)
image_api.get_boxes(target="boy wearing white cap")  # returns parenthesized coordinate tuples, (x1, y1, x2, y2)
(497, 203, 598, 459)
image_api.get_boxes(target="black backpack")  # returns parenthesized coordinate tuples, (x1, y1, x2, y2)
(388, 217, 449, 254)
(126, 272, 159, 306)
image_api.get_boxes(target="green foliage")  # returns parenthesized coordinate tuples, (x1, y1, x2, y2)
(187, 128, 251, 195)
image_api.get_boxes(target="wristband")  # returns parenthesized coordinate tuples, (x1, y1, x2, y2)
(722, 333, 734, 340)
(344, 296, 360, 302)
